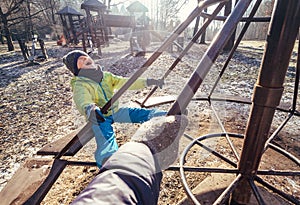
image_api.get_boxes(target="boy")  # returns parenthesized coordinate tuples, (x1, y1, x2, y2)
(63, 50, 166, 167)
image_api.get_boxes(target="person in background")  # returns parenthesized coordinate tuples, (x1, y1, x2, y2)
(71, 114, 188, 205)
(63, 50, 166, 168)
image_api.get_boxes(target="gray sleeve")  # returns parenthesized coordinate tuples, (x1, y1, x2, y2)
(71, 142, 162, 205)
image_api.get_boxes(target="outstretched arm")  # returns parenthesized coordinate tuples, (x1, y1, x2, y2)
(71, 115, 188, 205)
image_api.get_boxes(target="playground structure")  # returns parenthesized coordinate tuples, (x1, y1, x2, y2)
(56, 6, 84, 46)
(0, 0, 299, 204)
(56, 0, 155, 56)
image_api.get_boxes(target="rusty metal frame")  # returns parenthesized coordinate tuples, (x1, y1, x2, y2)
(169, 0, 300, 204)
(172, 132, 300, 204)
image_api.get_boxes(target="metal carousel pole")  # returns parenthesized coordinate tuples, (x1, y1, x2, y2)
(231, 0, 300, 203)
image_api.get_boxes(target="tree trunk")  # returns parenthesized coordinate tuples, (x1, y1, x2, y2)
(200, 7, 207, 44)
(223, 0, 235, 51)
(0, 23, 3, 44)
(0, 27, 4, 44)
(4, 27, 14, 51)
(1, 14, 14, 51)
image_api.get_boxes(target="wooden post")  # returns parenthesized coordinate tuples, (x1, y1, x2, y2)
(68, 14, 76, 44)
(59, 15, 69, 44)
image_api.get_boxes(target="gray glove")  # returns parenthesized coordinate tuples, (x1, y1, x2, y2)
(131, 115, 188, 170)
(146, 78, 164, 89)
(85, 104, 105, 124)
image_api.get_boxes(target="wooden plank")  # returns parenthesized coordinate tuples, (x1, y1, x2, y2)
(0, 158, 67, 205)
(102, 14, 135, 28)
(37, 123, 94, 156)
(37, 130, 77, 156)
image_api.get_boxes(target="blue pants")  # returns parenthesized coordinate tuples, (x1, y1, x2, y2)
(92, 107, 166, 167)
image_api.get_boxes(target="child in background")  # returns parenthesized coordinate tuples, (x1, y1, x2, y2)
(63, 50, 166, 167)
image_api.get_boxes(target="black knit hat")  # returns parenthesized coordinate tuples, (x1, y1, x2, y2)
(63, 50, 88, 76)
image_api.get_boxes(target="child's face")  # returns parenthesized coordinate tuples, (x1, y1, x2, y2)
(77, 55, 97, 70)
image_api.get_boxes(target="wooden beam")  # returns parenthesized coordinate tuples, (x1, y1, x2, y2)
(0, 158, 67, 205)
(37, 123, 94, 157)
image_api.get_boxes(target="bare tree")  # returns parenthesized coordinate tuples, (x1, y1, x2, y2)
(0, 0, 61, 51)
(0, 21, 4, 44)
(255, 0, 275, 39)
(0, 0, 26, 51)
(245, 0, 275, 40)
(157, 0, 189, 30)
(33, 0, 60, 25)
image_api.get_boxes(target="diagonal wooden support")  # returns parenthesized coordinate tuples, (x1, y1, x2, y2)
(37, 123, 94, 157)
(37, 129, 80, 156)
(0, 158, 67, 205)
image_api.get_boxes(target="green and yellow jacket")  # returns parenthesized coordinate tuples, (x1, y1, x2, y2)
(71, 71, 147, 117)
